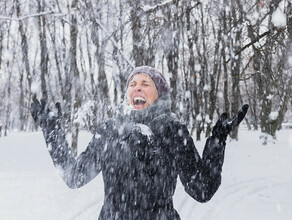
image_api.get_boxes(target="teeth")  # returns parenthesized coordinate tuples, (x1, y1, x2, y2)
(133, 97, 146, 105)
(134, 97, 146, 102)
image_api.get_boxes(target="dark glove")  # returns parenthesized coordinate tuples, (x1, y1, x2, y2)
(30, 99, 62, 131)
(212, 104, 249, 141)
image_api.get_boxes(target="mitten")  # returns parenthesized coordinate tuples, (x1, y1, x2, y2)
(212, 104, 249, 141)
(30, 99, 62, 132)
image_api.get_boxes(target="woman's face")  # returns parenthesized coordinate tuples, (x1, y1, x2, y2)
(127, 73, 158, 110)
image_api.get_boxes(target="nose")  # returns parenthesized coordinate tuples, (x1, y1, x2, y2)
(134, 84, 142, 92)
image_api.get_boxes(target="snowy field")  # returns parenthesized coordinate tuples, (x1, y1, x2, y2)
(1, 128, 292, 220)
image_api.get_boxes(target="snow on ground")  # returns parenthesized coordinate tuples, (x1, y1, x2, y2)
(0, 128, 292, 220)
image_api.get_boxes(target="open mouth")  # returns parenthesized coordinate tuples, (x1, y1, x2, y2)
(133, 97, 146, 106)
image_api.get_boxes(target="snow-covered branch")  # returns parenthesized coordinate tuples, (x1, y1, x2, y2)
(0, 9, 77, 21)
(141, 0, 173, 13)
(94, 20, 135, 69)
(225, 30, 271, 63)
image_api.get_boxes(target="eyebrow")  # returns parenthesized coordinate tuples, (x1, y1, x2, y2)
(129, 79, 151, 84)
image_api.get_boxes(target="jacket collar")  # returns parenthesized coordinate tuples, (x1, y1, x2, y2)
(119, 94, 172, 125)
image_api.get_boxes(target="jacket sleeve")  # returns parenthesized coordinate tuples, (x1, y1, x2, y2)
(174, 121, 226, 203)
(43, 123, 107, 189)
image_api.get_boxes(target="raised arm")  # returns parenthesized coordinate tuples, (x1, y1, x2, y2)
(176, 105, 249, 202)
(30, 99, 104, 189)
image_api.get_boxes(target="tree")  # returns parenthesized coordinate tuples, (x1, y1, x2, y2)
(16, 0, 32, 131)
(0, 0, 291, 144)
(37, 0, 48, 100)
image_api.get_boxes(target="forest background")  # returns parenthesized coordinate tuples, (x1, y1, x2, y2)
(0, 0, 292, 155)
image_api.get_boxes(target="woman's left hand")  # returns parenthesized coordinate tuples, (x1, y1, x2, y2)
(212, 104, 249, 141)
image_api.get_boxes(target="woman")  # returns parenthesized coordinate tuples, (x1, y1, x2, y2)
(30, 66, 248, 219)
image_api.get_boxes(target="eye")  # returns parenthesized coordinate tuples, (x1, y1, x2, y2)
(129, 82, 136, 87)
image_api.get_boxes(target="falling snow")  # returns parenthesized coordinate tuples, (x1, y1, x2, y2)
(1, 129, 292, 219)
(271, 7, 286, 27)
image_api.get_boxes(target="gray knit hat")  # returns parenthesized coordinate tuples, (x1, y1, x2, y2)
(126, 66, 170, 98)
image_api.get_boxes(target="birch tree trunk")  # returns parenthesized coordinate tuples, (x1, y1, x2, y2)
(229, 0, 243, 140)
(37, 0, 48, 100)
(129, 0, 145, 66)
(70, 0, 80, 157)
(166, 1, 179, 113)
(16, 0, 32, 131)
(4, 65, 12, 136)
(221, 2, 230, 115)
(185, 3, 198, 134)
(259, 0, 282, 141)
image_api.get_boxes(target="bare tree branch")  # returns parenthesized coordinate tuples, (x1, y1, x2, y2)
(225, 30, 270, 63)
(0, 9, 77, 21)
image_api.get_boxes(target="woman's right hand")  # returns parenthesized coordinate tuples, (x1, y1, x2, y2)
(30, 99, 48, 128)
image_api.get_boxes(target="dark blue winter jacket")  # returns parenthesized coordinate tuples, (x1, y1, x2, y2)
(43, 95, 225, 220)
